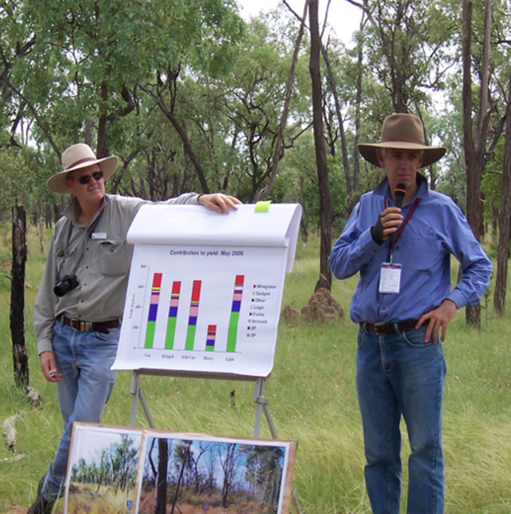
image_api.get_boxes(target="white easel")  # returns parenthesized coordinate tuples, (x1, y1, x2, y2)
(128, 369, 276, 437)
(114, 203, 303, 513)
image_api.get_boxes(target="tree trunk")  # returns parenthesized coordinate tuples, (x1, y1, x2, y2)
(321, 43, 351, 197)
(254, 0, 308, 202)
(171, 444, 190, 514)
(462, 0, 492, 328)
(10, 205, 29, 387)
(155, 438, 168, 514)
(45, 203, 52, 229)
(352, 12, 367, 195)
(493, 71, 511, 314)
(309, 0, 332, 292)
(136, 81, 210, 193)
(97, 82, 109, 158)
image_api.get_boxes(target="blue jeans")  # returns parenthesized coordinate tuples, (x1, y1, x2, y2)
(41, 321, 119, 502)
(356, 325, 446, 514)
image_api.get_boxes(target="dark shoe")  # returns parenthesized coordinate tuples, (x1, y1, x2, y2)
(27, 475, 55, 514)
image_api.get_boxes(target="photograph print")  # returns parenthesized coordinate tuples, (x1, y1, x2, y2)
(65, 423, 143, 514)
(136, 430, 297, 514)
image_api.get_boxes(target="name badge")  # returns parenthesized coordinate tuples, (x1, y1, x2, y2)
(379, 263, 402, 294)
(91, 232, 107, 240)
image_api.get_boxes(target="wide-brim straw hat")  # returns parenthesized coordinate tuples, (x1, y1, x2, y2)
(358, 113, 446, 168)
(47, 143, 118, 194)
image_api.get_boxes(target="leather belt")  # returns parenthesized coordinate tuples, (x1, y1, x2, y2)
(360, 319, 419, 335)
(61, 315, 120, 333)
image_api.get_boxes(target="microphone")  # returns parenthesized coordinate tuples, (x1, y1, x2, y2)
(389, 183, 406, 241)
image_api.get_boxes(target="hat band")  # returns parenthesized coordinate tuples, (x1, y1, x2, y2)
(64, 157, 97, 172)
(380, 136, 424, 145)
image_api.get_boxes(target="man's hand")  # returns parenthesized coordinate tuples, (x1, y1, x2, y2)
(198, 193, 241, 214)
(379, 207, 403, 241)
(416, 299, 457, 344)
(40, 351, 63, 382)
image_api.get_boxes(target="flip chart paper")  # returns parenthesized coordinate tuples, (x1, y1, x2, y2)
(112, 204, 302, 377)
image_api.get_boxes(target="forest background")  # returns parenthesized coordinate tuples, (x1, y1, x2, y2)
(1, 0, 511, 511)
(2, 0, 511, 311)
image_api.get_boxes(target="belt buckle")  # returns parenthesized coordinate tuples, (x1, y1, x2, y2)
(374, 323, 386, 335)
(69, 318, 80, 331)
(80, 321, 92, 332)
(70, 319, 91, 332)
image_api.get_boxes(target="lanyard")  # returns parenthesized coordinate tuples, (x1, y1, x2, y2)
(385, 197, 421, 262)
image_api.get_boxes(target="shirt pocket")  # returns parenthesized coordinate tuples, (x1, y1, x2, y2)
(408, 233, 443, 271)
(98, 240, 130, 276)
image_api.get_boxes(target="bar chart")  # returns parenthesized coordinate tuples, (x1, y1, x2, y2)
(114, 243, 287, 377)
(135, 270, 254, 354)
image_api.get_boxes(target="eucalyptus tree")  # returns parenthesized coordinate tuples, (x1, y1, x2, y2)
(309, 0, 332, 292)
(170, 440, 193, 514)
(494, 69, 511, 314)
(1, 0, 245, 194)
(134, 0, 244, 194)
(361, 0, 456, 114)
(460, 0, 511, 323)
(243, 445, 284, 506)
(201, 9, 311, 202)
(217, 442, 241, 508)
(321, 37, 353, 198)
(485, 2, 511, 314)
(0, 1, 36, 144)
(0, 138, 37, 386)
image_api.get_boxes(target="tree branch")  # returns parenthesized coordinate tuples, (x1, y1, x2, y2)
(0, 76, 61, 159)
(137, 80, 210, 193)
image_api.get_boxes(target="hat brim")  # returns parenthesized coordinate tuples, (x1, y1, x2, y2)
(47, 155, 118, 194)
(358, 142, 446, 168)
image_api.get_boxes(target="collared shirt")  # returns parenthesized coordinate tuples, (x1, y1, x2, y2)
(34, 193, 199, 354)
(328, 175, 492, 324)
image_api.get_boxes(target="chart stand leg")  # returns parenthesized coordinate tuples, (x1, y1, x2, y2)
(129, 371, 140, 426)
(253, 377, 278, 438)
(129, 371, 156, 428)
(253, 377, 265, 438)
(253, 378, 302, 514)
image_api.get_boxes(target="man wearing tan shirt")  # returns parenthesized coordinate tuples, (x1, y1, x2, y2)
(28, 143, 239, 514)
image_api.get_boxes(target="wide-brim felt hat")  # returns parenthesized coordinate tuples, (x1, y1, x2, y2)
(357, 113, 446, 168)
(47, 143, 118, 194)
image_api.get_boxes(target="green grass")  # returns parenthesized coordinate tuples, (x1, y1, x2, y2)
(1, 226, 511, 513)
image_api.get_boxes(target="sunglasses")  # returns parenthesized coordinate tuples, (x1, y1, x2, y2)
(76, 171, 104, 185)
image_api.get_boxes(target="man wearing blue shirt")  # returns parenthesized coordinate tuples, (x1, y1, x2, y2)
(328, 114, 492, 514)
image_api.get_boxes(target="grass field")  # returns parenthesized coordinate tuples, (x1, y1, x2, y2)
(0, 224, 510, 513)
